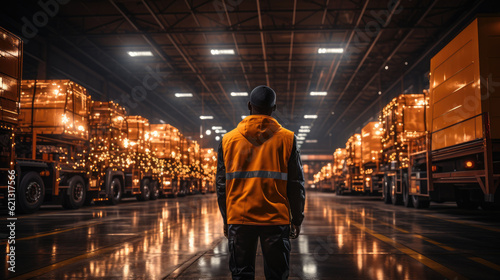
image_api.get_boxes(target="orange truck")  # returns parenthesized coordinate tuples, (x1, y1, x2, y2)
(332, 148, 347, 194)
(342, 134, 363, 194)
(150, 123, 181, 197)
(408, 17, 500, 209)
(379, 93, 426, 205)
(0, 27, 22, 209)
(15, 80, 93, 212)
(361, 122, 384, 194)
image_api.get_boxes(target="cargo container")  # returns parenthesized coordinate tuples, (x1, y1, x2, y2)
(332, 148, 347, 194)
(314, 164, 333, 192)
(342, 134, 363, 194)
(361, 122, 384, 194)
(409, 17, 500, 209)
(15, 79, 92, 212)
(0, 27, 22, 208)
(379, 93, 427, 205)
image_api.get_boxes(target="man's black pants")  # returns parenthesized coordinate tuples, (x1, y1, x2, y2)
(228, 224, 291, 280)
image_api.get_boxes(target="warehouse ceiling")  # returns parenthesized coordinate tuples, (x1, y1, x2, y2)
(2, 0, 498, 153)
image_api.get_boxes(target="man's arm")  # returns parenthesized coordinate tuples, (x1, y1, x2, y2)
(287, 136, 306, 227)
(216, 141, 227, 226)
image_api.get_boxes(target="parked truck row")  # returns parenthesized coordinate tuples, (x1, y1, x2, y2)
(0, 26, 217, 214)
(314, 17, 500, 210)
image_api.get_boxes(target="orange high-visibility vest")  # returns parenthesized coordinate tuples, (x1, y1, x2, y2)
(222, 115, 294, 225)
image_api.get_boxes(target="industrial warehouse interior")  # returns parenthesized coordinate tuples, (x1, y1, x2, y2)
(1, 0, 500, 279)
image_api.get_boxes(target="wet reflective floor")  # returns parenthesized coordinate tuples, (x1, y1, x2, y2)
(2, 192, 500, 279)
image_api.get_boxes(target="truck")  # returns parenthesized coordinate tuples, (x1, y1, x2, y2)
(332, 148, 346, 195)
(15, 79, 93, 212)
(361, 122, 384, 194)
(408, 17, 500, 209)
(150, 123, 181, 197)
(200, 148, 217, 193)
(343, 134, 363, 194)
(379, 93, 427, 206)
(0, 27, 22, 209)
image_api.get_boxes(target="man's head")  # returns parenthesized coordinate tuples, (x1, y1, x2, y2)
(248, 85, 277, 116)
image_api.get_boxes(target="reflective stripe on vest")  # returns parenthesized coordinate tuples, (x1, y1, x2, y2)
(226, 170, 288, 181)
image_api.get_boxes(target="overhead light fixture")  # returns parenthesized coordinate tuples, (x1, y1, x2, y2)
(318, 48, 344, 54)
(310, 91, 327, 96)
(300, 126, 311, 129)
(299, 129, 310, 133)
(215, 136, 221, 141)
(306, 139, 318, 143)
(378, 91, 382, 95)
(211, 49, 235, 55)
(297, 136, 306, 141)
(304, 115, 318, 119)
(212, 126, 223, 130)
(241, 115, 248, 119)
(297, 141, 304, 144)
(128, 51, 153, 57)
(215, 129, 227, 134)
(297, 133, 307, 137)
(200, 116, 214, 120)
(385, 66, 389, 70)
(206, 130, 212, 135)
(175, 93, 193, 98)
(230, 92, 248, 96)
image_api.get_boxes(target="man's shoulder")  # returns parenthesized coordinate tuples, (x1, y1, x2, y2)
(278, 126, 295, 138)
(222, 128, 240, 142)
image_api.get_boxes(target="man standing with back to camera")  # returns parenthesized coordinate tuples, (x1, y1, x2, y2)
(216, 85, 306, 280)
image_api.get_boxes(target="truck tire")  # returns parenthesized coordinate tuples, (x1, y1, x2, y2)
(402, 180, 413, 208)
(17, 171, 45, 214)
(382, 176, 391, 204)
(107, 178, 122, 205)
(412, 195, 430, 209)
(62, 176, 86, 209)
(150, 180, 159, 200)
(137, 178, 151, 201)
(391, 178, 403, 205)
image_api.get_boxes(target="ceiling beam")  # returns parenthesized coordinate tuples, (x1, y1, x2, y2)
(256, 0, 270, 86)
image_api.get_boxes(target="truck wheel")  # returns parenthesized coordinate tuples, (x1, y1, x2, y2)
(382, 177, 391, 204)
(391, 178, 402, 205)
(456, 189, 478, 209)
(137, 178, 151, 201)
(107, 178, 122, 205)
(62, 176, 86, 209)
(17, 172, 45, 214)
(150, 181, 159, 200)
(412, 195, 430, 209)
(402, 180, 413, 208)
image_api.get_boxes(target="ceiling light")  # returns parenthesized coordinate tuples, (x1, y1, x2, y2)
(300, 126, 311, 129)
(304, 115, 318, 119)
(405, 61, 408, 65)
(200, 135, 204, 138)
(310, 91, 327, 96)
(297, 141, 304, 144)
(215, 136, 221, 141)
(211, 49, 235, 55)
(305, 139, 318, 143)
(378, 91, 382, 95)
(212, 126, 223, 130)
(175, 93, 193, 98)
(297, 136, 306, 141)
(385, 66, 389, 70)
(318, 48, 344, 54)
(297, 133, 307, 137)
(299, 129, 310, 133)
(206, 130, 212, 135)
(241, 115, 248, 119)
(230, 92, 248, 96)
(200, 116, 214, 120)
(128, 51, 153, 57)
(215, 129, 227, 134)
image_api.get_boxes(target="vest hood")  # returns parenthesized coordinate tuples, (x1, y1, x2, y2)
(237, 115, 282, 146)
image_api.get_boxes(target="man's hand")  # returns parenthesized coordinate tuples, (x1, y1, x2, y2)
(290, 224, 301, 239)
(224, 224, 228, 238)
